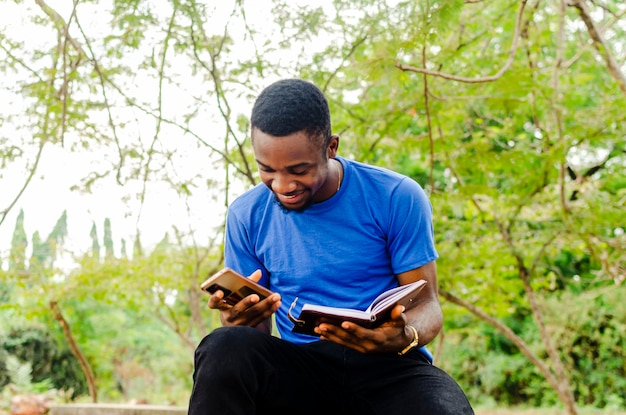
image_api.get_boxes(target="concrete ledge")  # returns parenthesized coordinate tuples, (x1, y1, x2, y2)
(49, 404, 187, 415)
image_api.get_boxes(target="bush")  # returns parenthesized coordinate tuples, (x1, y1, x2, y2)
(0, 348, 9, 388)
(551, 292, 626, 409)
(440, 287, 625, 409)
(0, 327, 87, 398)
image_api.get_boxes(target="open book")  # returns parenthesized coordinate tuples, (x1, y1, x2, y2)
(288, 280, 427, 336)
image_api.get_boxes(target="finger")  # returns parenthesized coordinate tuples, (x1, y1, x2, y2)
(316, 323, 362, 346)
(230, 294, 281, 323)
(207, 290, 227, 309)
(248, 269, 263, 283)
(227, 300, 277, 326)
(240, 292, 281, 309)
(322, 320, 404, 354)
(389, 304, 406, 321)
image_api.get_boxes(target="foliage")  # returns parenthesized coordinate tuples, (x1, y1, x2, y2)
(438, 287, 626, 409)
(0, 349, 8, 389)
(8, 210, 27, 272)
(551, 290, 626, 409)
(1, 210, 223, 403)
(0, 0, 624, 411)
(0, 327, 86, 397)
(283, 0, 624, 411)
(293, 0, 625, 411)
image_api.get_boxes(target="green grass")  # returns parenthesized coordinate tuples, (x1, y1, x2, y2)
(477, 409, 626, 415)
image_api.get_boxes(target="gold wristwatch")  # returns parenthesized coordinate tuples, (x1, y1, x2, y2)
(397, 325, 419, 356)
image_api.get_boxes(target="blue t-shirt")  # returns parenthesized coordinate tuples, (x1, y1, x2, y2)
(224, 156, 438, 344)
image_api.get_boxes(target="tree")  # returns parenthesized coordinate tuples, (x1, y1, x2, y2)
(31, 210, 68, 267)
(280, 0, 625, 413)
(30, 231, 49, 267)
(89, 222, 100, 260)
(8, 210, 27, 273)
(103, 218, 114, 260)
(0, 0, 623, 410)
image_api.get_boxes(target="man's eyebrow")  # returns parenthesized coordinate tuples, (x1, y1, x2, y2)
(255, 160, 312, 170)
(286, 162, 311, 170)
(255, 159, 271, 169)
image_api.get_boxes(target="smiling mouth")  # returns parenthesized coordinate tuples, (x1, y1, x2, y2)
(277, 190, 306, 205)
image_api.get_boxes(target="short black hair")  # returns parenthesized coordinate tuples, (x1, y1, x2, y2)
(251, 79, 331, 146)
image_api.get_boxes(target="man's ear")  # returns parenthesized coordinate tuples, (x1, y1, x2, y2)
(327, 135, 340, 158)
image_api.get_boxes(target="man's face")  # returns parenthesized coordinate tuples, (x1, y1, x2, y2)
(251, 128, 338, 211)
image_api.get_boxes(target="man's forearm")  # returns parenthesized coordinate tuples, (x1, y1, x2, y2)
(405, 300, 443, 347)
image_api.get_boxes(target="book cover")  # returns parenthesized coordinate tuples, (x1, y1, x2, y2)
(288, 280, 427, 336)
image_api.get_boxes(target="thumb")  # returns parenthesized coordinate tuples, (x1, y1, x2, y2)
(390, 304, 406, 321)
(248, 269, 263, 283)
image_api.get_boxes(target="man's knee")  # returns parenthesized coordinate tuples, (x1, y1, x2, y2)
(194, 326, 267, 371)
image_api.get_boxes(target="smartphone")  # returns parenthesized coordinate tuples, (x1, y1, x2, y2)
(200, 267, 273, 306)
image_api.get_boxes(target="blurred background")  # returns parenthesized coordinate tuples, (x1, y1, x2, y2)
(0, 0, 624, 414)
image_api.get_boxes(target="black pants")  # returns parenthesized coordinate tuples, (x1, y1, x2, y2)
(188, 326, 474, 415)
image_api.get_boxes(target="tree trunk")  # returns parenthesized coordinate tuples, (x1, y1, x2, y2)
(50, 301, 98, 403)
(517, 268, 578, 415)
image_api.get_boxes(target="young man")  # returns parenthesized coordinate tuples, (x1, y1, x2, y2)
(189, 79, 474, 414)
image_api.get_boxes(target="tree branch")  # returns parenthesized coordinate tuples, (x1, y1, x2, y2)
(568, 0, 626, 95)
(34, 0, 86, 58)
(74, 14, 125, 185)
(189, 0, 257, 186)
(439, 289, 561, 392)
(50, 300, 98, 402)
(395, 0, 528, 83)
(422, 44, 435, 191)
(0, 141, 45, 227)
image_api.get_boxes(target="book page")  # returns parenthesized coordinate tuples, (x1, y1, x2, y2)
(300, 303, 373, 320)
(366, 280, 427, 314)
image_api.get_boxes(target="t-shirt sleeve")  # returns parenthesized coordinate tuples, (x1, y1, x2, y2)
(386, 177, 438, 274)
(224, 207, 270, 287)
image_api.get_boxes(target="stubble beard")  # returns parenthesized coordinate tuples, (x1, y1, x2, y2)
(272, 192, 314, 213)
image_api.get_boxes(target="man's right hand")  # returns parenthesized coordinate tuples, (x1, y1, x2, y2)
(207, 269, 281, 330)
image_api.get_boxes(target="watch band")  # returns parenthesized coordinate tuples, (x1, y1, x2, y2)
(398, 325, 419, 356)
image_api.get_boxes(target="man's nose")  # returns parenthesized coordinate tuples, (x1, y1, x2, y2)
(272, 174, 295, 194)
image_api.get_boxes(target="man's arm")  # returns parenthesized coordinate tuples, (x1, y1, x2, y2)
(396, 261, 443, 349)
(218, 204, 281, 334)
(314, 261, 442, 354)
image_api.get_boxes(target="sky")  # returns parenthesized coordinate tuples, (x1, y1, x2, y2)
(0, 0, 344, 268)
(0, 0, 298, 265)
